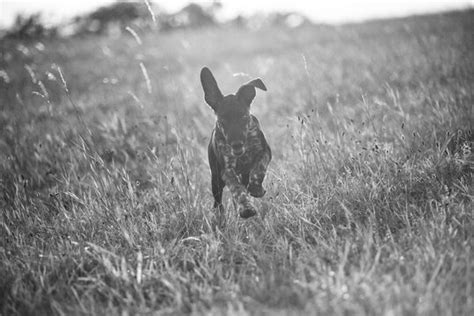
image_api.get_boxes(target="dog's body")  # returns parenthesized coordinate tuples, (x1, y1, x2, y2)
(208, 114, 272, 217)
(200, 67, 271, 218)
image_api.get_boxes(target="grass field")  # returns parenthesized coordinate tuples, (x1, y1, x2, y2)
(1, 8, 473, 315)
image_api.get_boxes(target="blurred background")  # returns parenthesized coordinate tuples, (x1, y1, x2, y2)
(1, 0, 473, 31)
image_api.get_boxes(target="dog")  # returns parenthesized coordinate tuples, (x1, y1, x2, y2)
(200, 67, 271, 218)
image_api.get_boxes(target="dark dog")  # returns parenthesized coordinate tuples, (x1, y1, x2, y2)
(200, 67, 271, 218)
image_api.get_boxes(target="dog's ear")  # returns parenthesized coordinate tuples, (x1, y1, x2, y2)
(236, 78, 267, 106)
(200, 67, 223, 111)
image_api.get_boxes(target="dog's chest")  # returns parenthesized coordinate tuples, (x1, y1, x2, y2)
(214, 115, 266, 173)
(235, 131, 263, 172)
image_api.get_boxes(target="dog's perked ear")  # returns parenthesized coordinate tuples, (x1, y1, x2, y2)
(236, 78, 267, 106)
(200, 67, 223, 111)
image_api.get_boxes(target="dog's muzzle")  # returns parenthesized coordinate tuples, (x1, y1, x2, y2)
(230, 141, 245, 157)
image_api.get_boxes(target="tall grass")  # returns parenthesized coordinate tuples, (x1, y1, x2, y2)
(0, 9, 473, 315)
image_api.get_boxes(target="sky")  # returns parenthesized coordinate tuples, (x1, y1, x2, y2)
(1, 0, 473, 28)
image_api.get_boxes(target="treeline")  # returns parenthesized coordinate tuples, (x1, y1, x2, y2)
(2, 1, 312, 41)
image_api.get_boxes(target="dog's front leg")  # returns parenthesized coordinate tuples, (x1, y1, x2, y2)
(247, 148, 271, 198)
(222, 155, 257, 219)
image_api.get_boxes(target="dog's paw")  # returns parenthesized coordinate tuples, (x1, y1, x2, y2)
(239, 206, 257, 219)
(248, 184, 266, 198)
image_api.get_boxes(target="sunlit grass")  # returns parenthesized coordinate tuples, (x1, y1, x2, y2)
(0, 9, 473, 315)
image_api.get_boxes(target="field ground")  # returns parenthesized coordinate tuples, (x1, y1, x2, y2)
(1, 9, 473, 315)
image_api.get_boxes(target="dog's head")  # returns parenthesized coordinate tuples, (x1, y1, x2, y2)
(200, 67, 266, 156)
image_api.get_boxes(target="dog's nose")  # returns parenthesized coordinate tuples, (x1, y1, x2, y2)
(231, 142, 245, 156)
